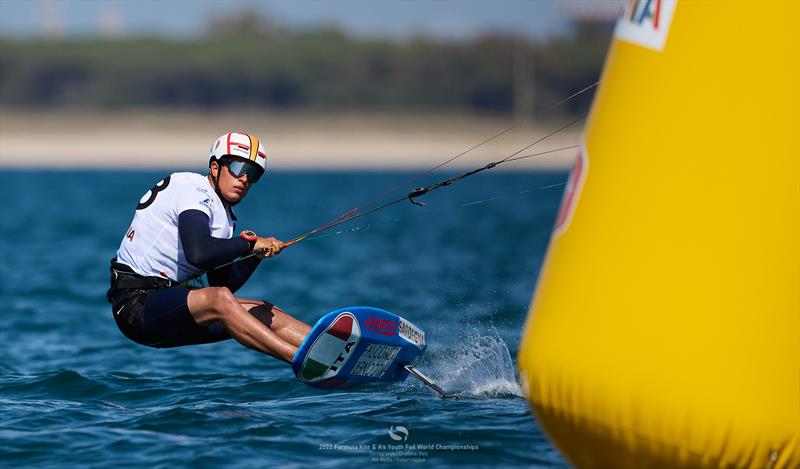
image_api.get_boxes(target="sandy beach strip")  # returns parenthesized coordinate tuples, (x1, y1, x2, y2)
(0, 110, 581, 170)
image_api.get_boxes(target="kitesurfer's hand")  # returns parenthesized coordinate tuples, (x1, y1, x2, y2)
(254, 236, 283, 258)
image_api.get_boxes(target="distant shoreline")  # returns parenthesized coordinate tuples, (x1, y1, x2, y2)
(0, 109, 581, 170)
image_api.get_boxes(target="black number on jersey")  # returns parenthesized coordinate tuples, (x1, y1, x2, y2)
(136, 176, 171, 210)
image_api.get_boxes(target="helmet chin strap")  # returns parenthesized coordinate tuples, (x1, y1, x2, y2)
(211, 160, 239, 207)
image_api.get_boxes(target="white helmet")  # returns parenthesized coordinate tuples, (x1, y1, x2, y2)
(209, 132, 268, 173)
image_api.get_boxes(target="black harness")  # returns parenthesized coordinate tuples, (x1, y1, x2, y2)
(107, 259, 173, 299)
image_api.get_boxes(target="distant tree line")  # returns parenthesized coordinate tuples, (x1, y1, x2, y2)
(0, 13, 613, 116)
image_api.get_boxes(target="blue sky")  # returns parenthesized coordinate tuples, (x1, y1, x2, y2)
(0, 0, 623, 40)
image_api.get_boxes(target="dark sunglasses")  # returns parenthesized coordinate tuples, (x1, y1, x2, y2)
(222, 158, 264, 183)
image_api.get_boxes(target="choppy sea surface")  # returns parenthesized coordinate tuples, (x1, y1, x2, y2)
(0, 169, 569, 468)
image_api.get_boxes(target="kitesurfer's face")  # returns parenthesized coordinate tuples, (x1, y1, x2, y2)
(212, 159, 252, 203)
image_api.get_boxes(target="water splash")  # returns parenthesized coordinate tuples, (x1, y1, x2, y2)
(428, 334, 521, 398)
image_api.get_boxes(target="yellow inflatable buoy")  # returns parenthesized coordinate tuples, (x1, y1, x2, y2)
(517, 1, 799, 468)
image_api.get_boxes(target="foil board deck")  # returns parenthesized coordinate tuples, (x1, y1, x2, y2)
(291, 306, 426, 390)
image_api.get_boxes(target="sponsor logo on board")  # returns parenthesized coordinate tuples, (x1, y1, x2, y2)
(364, 317, 397, 336)
(614, 0, 677, 51)
(398, 318, 425, 349)
(351, 344, 401, 378)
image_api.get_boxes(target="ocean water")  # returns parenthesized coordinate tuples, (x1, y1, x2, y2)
(0, 169, 569, 468)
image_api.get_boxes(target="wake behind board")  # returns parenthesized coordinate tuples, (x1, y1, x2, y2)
(291, 306, 426, 390)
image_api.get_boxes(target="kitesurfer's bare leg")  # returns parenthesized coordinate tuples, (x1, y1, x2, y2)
(186, 287, 297, 363)
(238, 299, 311, 348)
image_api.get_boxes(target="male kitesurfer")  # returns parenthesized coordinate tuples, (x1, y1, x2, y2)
(107, 132, 310, 363)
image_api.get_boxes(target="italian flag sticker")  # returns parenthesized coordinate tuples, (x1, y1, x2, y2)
(299, 313, 361, 382)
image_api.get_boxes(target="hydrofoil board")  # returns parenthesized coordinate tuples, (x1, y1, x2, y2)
(291, 306, 426, 390)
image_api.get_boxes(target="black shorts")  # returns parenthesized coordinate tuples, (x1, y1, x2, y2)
(110, 285, 230, 348)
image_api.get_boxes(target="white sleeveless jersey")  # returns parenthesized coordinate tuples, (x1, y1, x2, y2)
(116, 172, 236, 282)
